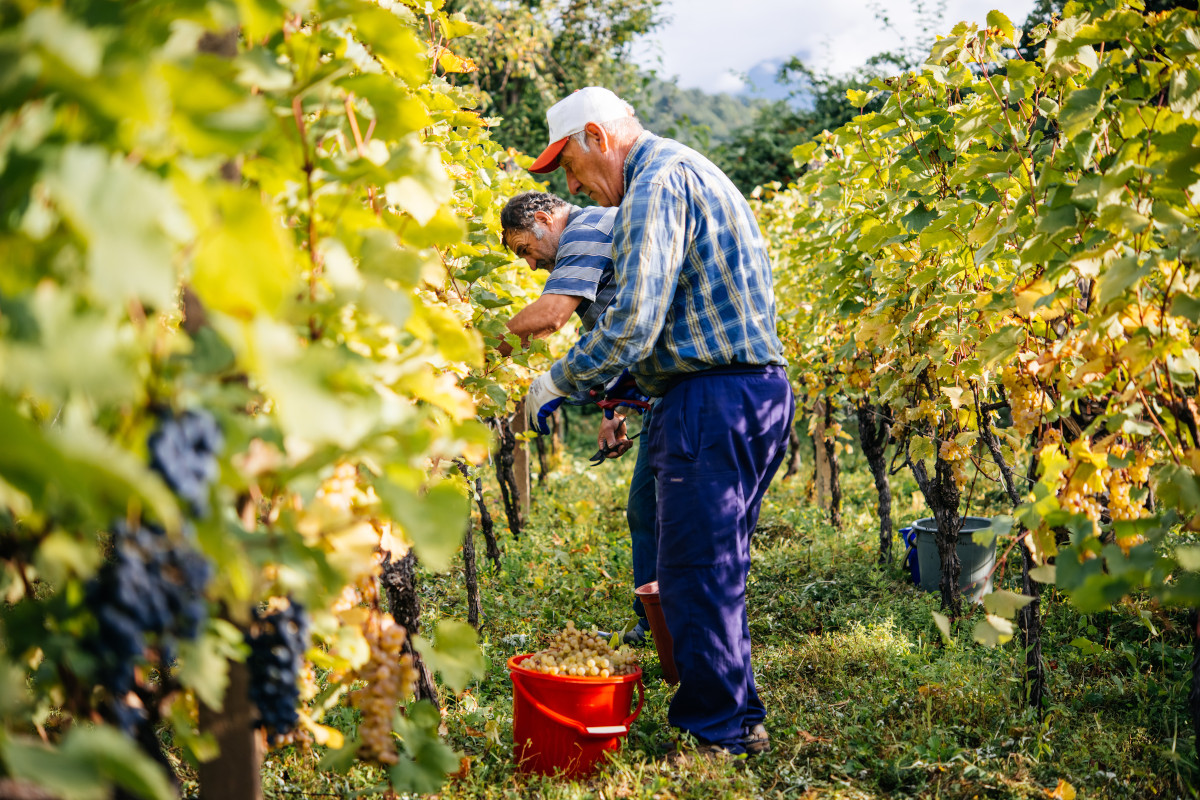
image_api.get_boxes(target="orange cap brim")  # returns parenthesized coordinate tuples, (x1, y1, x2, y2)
(529, 138, 568, 174)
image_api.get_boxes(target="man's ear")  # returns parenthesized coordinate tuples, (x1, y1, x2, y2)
(584, 121, 609, 153)
(533, 210, 552, 226)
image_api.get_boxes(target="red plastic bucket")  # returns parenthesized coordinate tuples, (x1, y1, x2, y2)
(508, 654, 644, 776)
(634, 581, 678, 684)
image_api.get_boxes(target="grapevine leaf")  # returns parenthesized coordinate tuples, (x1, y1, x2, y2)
(985, 10, 1015, 46)
(390, 700, 462, 793)
(3, 726, 175, 800)
(352, 7, 428, 85)
(1169, 66, 1200, 119)
(191, 187, 296, 319)
(931, 611, 953, 645)
(375, 479, 469, 573)
(46, 146, 182, 310)
(413, 620, 485, 694)
(317, 737, 362, 774)
(1176, 545, 1200, 571)
(981, 589, 1035, 619)
(972, 614, 1014, 647)
(1029, 564, 1056, 584)
(1058, 88, 1104, 139)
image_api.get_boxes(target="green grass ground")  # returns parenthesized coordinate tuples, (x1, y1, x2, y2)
(262, 410, 1200, 799)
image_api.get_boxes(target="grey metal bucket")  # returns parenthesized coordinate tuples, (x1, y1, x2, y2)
(912, 517, 996, 602)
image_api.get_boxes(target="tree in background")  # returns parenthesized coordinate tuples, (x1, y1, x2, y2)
(445, 0, 664, 195)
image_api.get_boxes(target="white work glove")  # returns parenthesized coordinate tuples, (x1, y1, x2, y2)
(525, 373, 567, 435)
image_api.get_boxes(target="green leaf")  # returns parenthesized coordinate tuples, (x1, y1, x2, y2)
(1096, 255, 1149, 308)
(1176, 545, 1200, 571)
(978, 326, 1024, 367)
(1058, 88, 1104, 139)
(982, 589, 1035, 619)
(931, 611, 953, 645)
(191, 187, 296, 319)
(390, 700, 461, 793)
(1029, 564, 1056, 584)
(46, 146, 184, 311)
(1169, 293, 1200, 322)
(1169, 65, 1200, 119)
(375, 479, 468, 573)
(985, 10, 1016, 45)
(353, 7, 428, 86)
(413, 619, 484, 694)
(973, 614, 1014, 647)
(0, 401, 180, 531)
(178, 620, 247, 711)
(4, 726, 175, 800)
(901, 203, 938, 233)
(1070, 636, 1104, 656)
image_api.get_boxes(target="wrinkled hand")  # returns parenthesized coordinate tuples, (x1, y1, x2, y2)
(524, 373, 566, 435)
(597, 415, 634, 459)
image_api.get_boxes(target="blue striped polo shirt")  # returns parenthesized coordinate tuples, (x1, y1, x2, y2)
(542, 205, 618, 331)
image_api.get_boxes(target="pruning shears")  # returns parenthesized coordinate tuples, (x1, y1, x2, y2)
(589, 430, 643, 467)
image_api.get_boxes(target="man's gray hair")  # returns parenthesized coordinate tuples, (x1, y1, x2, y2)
(500, 191, 569, 250)
(569, 115, 643, 152)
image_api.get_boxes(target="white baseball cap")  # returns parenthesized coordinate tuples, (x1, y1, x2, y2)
(529, 87, 633, 174)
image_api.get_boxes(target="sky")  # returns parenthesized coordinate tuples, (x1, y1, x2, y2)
(631, 0, 1038, 95)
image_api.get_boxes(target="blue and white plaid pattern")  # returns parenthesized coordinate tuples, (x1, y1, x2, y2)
(550, 133, 786, 397)
(541, 205, 618, 332)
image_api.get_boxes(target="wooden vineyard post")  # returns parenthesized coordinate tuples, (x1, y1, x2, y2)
(813, 400, 831, 510)
(512, 401, 531, 516)
(199, 660, 263, 800)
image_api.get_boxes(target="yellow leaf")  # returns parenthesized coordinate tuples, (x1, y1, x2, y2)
(1047, 779, 1076, 800)
(191, 187, 296, 319)
(434, 45, 477, 73)
(300, 711, 345, 749)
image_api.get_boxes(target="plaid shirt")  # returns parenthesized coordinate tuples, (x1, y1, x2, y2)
(549, 133, 786, 397)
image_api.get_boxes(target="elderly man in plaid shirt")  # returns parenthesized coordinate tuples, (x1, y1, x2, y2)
(522, 87, 795, 760)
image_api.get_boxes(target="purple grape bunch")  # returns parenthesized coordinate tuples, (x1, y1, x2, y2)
(87, 519, 213, 733)
(245, 600, 310, 742)
(148, 409, 223, 518)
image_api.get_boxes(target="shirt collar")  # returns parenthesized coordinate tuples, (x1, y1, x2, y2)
(622, 131, 657, 196)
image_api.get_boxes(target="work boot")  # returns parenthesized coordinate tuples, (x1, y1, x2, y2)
(623, 618, 650, 646)
(741, 723, 771, 755)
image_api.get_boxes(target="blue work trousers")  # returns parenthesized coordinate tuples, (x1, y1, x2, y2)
(627, 407, 657, 621)
(648, 366, 794, 751)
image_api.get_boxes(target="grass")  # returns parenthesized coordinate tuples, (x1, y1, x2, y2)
(258, 409, 1200, 799)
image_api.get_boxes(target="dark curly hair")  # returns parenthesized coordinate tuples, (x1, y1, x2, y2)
(500, 191, 568, 250)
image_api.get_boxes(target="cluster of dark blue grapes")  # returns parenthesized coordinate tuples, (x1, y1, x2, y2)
(246, 600, 310, 742)
(148, 409, 223, 518)
(87, 519, 213, 733)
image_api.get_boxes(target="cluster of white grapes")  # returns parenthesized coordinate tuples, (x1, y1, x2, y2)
(1001, 364, 1047, 438)
(349, 618, 414, 765)
(938, 440, 972, 490)
(522, 621, 638, 678)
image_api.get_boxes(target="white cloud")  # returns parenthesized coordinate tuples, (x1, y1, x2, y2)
(712, 71, 748, 94)
(633, 0, 1037, 91)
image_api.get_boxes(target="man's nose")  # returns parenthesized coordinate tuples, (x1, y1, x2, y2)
(565, 170, 582, 195)
(524, 256, 537, 270)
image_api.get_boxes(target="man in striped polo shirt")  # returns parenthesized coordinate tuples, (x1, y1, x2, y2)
(498, 191, 618, 352)
(522, 87, 795, 760)
(498, 191, 657, 647)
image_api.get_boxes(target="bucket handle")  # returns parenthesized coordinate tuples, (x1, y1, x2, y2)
(511, 676, 645, 738)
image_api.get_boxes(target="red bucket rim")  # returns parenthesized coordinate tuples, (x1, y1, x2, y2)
(633, 581, 659, 596)
(508, 654, 642, 684)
